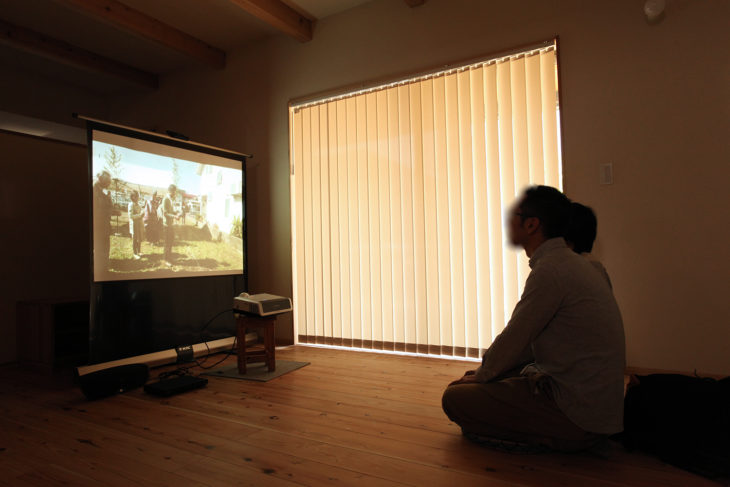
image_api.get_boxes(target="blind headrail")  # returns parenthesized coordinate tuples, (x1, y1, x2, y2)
(291, 39, 556, 111)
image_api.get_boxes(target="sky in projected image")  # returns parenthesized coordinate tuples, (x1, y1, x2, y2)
(92, 141, 233, 195)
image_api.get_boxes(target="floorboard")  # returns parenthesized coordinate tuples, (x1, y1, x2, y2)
(0, 345, 723, 486)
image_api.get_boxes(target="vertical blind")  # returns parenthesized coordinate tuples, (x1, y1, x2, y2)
(290, 43, 562, 358)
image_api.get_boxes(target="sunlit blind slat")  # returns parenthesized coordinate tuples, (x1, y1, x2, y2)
(327, 102, 340, 342)
(346, 97, 358, 341)
(311, 106, 323, 339)
(366, 92, 382, 345)
(387, 87, 404, 345)
(398, 84, 416, 348)
(290, 109, 306, 343)
(484, 61, 505, 347)
(421, 79, 440, 352)
(496, 59, 520, 323)
(356, 96, 368, 342)
(410, 83, 427, 352)
(301, 109, 316, 341)
(291, 43, 562, 357)
(469, 66, 489, 354)
(458, 68, 477, 356)
(376, 90, 392, 347)
(540, 50, 561, 188)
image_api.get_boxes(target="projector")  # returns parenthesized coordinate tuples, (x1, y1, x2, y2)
(233, 293, 292, 316)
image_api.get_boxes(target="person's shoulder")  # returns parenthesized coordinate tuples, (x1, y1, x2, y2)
(535, 244, 594, 283)
(582, 254, 613, 288)
(533, 240, 578, 268)
(585, 255, 608, 272)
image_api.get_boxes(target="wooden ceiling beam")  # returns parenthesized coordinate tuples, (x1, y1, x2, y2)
(54, 0, 226, 69)
(228, 0, 313, 42)
(0, 18, 158, 89)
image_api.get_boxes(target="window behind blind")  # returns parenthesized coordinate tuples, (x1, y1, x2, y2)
(289, 40, 562, 358)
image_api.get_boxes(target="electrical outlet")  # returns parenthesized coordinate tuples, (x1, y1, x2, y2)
(599, 163, 613, 185)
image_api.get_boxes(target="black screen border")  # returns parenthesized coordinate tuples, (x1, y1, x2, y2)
(84, 118, 248, 366)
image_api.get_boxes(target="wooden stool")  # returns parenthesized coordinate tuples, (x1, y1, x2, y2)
(235, 313, 276, 374)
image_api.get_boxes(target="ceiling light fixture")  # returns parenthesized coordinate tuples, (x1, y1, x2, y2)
(644, 0, 666, 24)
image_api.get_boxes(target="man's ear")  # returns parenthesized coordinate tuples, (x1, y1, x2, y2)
(525, 216, 541, 235)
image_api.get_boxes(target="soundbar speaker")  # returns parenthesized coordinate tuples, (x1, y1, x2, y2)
(76, 363, 149, 400)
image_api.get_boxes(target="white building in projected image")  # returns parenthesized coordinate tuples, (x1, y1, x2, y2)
(199, 164, 242, 234)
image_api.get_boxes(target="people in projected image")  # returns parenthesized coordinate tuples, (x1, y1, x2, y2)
(180, 201, 188, 225)
(162, 184, 181, 266)
(93, 170, 120, 270)
(128, 190, 144, 259)
(144, 191, 161, 243)
(565, 202, 612, 289)
(442, 186, 625, 454)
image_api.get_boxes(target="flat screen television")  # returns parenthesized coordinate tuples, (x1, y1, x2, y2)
(83, 117, 248, 367)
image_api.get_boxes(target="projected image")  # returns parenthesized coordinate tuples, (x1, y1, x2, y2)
(92, 139, 244, 282)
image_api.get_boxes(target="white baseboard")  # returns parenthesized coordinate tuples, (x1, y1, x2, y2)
(76, 333, 256, 376)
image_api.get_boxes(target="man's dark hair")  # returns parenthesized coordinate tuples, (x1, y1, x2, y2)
(565, 202, 597, 253)
(519, 185, 571, 239)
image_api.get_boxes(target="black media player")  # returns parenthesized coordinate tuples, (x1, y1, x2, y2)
(143, 375, 208, 397)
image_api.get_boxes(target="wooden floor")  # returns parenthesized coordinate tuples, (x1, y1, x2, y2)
(0, 345, 722, 486)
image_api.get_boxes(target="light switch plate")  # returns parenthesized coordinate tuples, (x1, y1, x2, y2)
(599, 163, 613, 185)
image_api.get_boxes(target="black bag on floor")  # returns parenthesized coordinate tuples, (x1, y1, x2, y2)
(617, 373, 730, 480)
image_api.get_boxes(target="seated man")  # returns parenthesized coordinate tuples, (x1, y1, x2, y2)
(442, 186, 625, 453)
(565, 201, 612, 289)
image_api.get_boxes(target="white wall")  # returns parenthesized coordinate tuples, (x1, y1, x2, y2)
(94, 0, 730, 374)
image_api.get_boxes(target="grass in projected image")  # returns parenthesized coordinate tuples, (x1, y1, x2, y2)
(108, 213, 243, 274)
